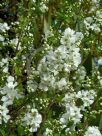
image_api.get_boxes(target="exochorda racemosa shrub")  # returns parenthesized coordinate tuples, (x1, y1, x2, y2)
(0, 0, 102, 135)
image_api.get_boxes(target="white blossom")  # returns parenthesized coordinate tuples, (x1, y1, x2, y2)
(0, 104, 10, 124)
(32, 0, 36, 2)
(3, 67, 8, 73)
(0, 76, 21, 107)
(98, 58, 102, 65)
(40, 3, 48, 13)
(7, 76, 14, 82)
(0, 22, 10, 32)
(92, 0, 100, 4)
(0, 58, 9, 73)
(60, 89, 96, 127)
(10, 38, 21, 50)
(36, 28, 83, 91)
(84, 8, 102, 33)
(77, 66, 86, 80)
(76, 90, 96, 107)
(0, 86, 21, 106)
(22, 107, 42, 132)
(60, 104, 83, 125)
(62, 92, 76, 105)
(57, 78, 67, 90)
(84, 126, 102, 136)
(0, 58, 8, 66)
(84, 17, 94, 29)
(72, 48, 81, 67)
(6, 76, 17, 89)
(0, 35, 5, 42)
(43, 128, 53, 136)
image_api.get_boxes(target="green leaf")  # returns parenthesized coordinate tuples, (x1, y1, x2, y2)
(0, 129, 7, 136)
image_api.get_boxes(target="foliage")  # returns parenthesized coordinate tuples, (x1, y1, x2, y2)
(0, 0, 102, 135)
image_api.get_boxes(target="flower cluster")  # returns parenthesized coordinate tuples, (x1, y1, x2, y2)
(0, 22, 10, 42)
(0, 0, 102, 135)
(84, 17, 100, 33)
(0, 22, 10, 32)
(76, 90, 96, 107)
(0, 34, 5, 42)
(43, 128, 53, 136)
(84, 1, 102, 33)
(10, 38, 21, 50)
(1, 76, 21, 105)
(60, 104, 83, 125)
(90, 0, 100, 12)
(77, 66, 86, 80)
(0, 22, 10, 43)
(0, 104, 10, 124)
(40, 2, 48, 13)
(84, 126, 102, 136)
(0, 58, 9, 73)
(0, 76, 21, 123)
(60, 90, 96, 126)
(22, 106, 42, 132)
(36, 27, 83, 91)
(98, 58, 102, 66)
(60, 27, 83, 47)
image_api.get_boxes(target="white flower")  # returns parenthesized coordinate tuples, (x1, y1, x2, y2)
(60, 104, 83, 125)
(0, 104, 10, 124)
(37, 27, 83, 92)
(84, 17, 94, 30)
(76, 90, 96, 107)
(10, 38, 21, 50)
(7, 76, 14, 82)
(1, 96, 9, 102)
(32, 0, 36, 2)
(84, 9, 102, 33)
(73, 48, 81, 67)
(98, 58, 102, 65)
(1, 95, 13, 106)
(0, 35, 5, 42)
(2, 58, 8, 64)
(57, 78, 67, 90)
(61, 92, 83, 125)
(27, 80, 38, 92)
(0, 58, 9, 73)
(0, 77, 21, 107)
(43, 128, 53, 136)
(64, 28, 75, 37)
(60, 27, 75, 46)
(6, 82, 17, 89)
(75, 32, 84, 41)
(6, 76, 17, 89)
(90, 24, 101, 33)
(3, 67, 8, 73)
(40, 3, 48, 13)
(0, 87, 21, 106)
(84, 126, 102, 136)
(10, 38, 19, 45)
(0, 22, 10, 32)
(92, 0, 100, 4)
(77, 66, 86, 80)
(22, 106, 42, 132)
(96, 10, 102, 21)
(62, 92, 76, 104)
(61, 89, 97, 127)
